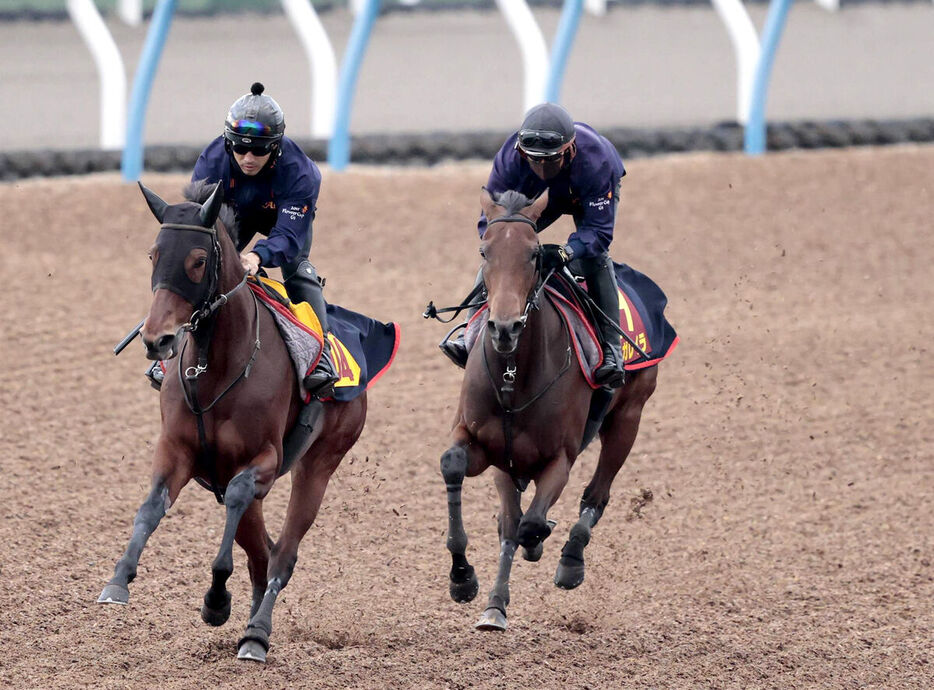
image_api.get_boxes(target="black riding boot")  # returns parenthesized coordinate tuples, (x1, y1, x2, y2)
(284, 260, 340, 397)
(439, 268, 485, 368)
(586, 256, 626, 388)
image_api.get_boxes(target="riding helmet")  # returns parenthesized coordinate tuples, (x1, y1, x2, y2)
(224, 82, 285, 150)
(516, 102, 576, 157)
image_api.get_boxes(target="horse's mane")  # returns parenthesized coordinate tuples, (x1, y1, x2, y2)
(184, 179, 240, 245)
(492, 189, 535, 217)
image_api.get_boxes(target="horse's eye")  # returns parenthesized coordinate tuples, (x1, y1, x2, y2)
(479, 247, 487, 259)
(194, 257, 206, 268)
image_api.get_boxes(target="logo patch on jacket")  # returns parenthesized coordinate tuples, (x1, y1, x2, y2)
(282, 204, 307, 221)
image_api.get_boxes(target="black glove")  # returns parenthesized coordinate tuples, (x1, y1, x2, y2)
(541, 243, 573, 271)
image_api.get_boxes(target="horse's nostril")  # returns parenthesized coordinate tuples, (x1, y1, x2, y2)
(511, 320, 524, 334)
(155, 334, 175, 351)
(487, 320, 496, 333)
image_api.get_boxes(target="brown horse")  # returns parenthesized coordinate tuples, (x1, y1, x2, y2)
(98, 181, 366, 663)
(441, 188, 660, 630)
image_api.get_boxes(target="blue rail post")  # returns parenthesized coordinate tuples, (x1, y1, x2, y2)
(744, 0, 794, 155)
(544, 0, 584, 104)
(328, 0, 381, 171)
(121, 0, 177, 181)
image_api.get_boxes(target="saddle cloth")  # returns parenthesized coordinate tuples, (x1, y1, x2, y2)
(463, 261, 679, 389)
(249, 277, 400, 402)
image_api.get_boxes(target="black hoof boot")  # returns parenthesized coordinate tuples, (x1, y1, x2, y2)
(449, 563, 479, 603)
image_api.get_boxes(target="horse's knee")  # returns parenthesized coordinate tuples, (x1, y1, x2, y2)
(135, 483, 169, 529)
(225, 469, 257, 511)
(441, 446, 468, 486)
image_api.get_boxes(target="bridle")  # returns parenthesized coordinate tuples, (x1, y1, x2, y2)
(482, 214, 572, 490)
(156, 221, 261, 504)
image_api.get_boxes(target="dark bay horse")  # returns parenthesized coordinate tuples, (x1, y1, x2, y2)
(98, 181, 367, 662)
(441, 188, 659, 630)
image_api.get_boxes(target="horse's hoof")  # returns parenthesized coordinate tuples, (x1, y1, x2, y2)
(97, 584, 130, 605)
(450, 570, 479, 603)
(474, 607, 507, 631)
(521, 542, 543, 562)
(201, 591, 232, 627)
(554, 560, 586, 590)
(516, 516, 552, 550)
(237, 640, 267, 663)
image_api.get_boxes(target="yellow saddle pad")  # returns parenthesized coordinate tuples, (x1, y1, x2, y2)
(255, 276, 323, 336)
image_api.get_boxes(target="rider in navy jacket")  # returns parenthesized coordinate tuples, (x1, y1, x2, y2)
(147, 82, 338, 396)
(442, 103, 627, 388)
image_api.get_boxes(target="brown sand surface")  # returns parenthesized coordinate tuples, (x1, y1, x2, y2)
(0, 146, 931, 688)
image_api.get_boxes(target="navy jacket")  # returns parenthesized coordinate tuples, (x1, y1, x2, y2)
(192, 135, 321, 269)
(480, 123, 625, 259)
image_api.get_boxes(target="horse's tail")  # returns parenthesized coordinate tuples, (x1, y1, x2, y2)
(185, 179, 239, 243)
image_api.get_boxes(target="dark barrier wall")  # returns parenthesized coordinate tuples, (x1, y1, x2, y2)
(2, 118, 932, 181)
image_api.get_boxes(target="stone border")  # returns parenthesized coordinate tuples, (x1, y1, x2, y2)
(2, 118, 932, 181)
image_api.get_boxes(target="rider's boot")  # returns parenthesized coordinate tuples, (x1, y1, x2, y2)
(285, 260, 340, 398)
(145, 361, 164, 390)
(587, 255, 626, 389)
(439, 269, 485, 369)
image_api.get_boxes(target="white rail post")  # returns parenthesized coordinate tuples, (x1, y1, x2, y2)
(584, 0, 606, 16)
(281, 0, 338, 139)
(711, 0, 760, 125)
(495, 0, 549, 113)
(117, 0, 143, 26)
(67, 0, 127, 150)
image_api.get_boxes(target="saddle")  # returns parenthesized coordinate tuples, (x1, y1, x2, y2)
(460, 262, 679, 387)
(248, 277, 400, 403)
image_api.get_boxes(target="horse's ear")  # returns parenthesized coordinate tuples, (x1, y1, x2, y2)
(138, 182, 168, 223)
(525, 189, 550, 222)
(480, 186, 498, 219)
(199, 183, 224, 228)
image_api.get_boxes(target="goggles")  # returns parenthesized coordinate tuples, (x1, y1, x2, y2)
(517, 129, 567, 155)
(232, 142, 275, 156)
(230, 118, 272, 136)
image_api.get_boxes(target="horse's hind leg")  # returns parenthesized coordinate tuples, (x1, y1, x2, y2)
(237, 444, 346, 663)
(98, 445, 192, 605)
(476, 469, 522, 631)
(202, 468, 260, 627)
(555, 367, 657, 590)
(235, 500, 272, 619)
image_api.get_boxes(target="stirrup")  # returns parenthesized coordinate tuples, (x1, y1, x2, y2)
(303, 341, 339, 397)
(145, 361, 164, 391)
(439, 322, 469, 369)
(594, 345, 626, 388)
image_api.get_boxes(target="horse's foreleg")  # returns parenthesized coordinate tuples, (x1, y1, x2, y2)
(237, 445, 343, 663)
(476, 469, 522, 631)
(201, 467, 259, 627)
(517, 452, 571, 551)
(441, 441, 482, 605)
(98, 444, 192, 606)
(555, 367, 657, 590)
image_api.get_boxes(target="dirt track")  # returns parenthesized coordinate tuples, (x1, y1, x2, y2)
(0, 146, 932, 688)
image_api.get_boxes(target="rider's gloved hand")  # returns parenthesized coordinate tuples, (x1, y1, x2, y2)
(541, 243, 574, 271)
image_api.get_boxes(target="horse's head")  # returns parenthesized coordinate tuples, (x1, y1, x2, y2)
(479, 187, 549, 354)
(138, 181, 230, 361)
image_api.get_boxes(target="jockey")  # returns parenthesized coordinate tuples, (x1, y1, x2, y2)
(440, 102, 627, 388)
(146, 82, 339, 397)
